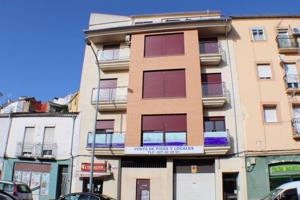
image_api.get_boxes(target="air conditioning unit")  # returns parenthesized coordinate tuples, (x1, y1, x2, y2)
(293, 27, 300, 35)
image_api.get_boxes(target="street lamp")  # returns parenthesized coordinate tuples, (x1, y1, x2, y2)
(85, 38, 101, 193)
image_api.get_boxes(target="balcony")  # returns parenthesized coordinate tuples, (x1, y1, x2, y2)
(284, 75, 300, 94)
(199, 40, 222, 66)
(97, 47, 130, 71)
(202, 82, 229, 107)
(292, 118, 300, 139)
(204, 130, 230, 155)
(15, 143, 57, 159)
(142, 131, 187, 146)
(91, 87, 128, 111)
(277, 36, 300, 53)
(87, 132, 125, 155)
(16, 143, 35, 158)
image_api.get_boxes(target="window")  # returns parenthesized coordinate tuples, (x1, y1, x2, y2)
(201, 73, 223, 97)
(263, 105, 278, 123)
(281, 188, 298, 200)
(144, 33, 184, 57)
(22, 127, 35, 155)
(199, 38, 219, 54)
(257, 64, 272, 79)
(42, 127, 55, 156)
(143, 70, 186, 98)
(142, 114, 187, 146)
(251, 28, 266, 41)
(101, 44, 120, 61)
(204, 117, 225, 132)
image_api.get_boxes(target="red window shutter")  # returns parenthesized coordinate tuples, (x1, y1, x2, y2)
(164, 70, 186, 97)
(201, 73, 222, 83)
(143, 71, 164, 98)
(164, 33, 184, 55)
(100, 79, 117, 88)
(144, 33, 184, 57)
(163, 114, 187, 132)
(96, 120, 114, 130)
(142, 115, 164, 131)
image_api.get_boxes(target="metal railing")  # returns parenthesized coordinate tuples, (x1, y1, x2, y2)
(277, 36, 299, 49)
(97, 47, 130, 62)
(284, 75, 300, 89)
(204, 130, 230, 147)
(16, 143, 57, 158)
(202, 82, 228, 97)
(142, 131, 187, 146)
(292, 118, 300, 135)
(91, 87, 128, 104)
(199, 40, 221, 54)
(87, 132, 125, 148)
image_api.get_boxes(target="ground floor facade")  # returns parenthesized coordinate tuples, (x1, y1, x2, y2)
(2, 158, 72, 200)
(72, 155, 246, 200)
(246, 154, 300, 200)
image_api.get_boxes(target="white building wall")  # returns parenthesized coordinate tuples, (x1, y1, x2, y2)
(6, 114, 79, 160)
(0, 115, 11, 171)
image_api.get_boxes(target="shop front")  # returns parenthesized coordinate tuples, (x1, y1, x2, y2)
(246, 155, 300, 200)
(2, 159, 71, 200)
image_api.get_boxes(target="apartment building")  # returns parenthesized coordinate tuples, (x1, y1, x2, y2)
(0, 112, 80, 200)
(76, 11, 246, 200)
(231, 16, 300, 199)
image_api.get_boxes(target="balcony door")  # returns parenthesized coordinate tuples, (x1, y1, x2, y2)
(99, 79, 117, 101)
(278, 30, 291, 48)
(204, 117, 225, 132)
(95, 120, 114, 147)
(293, 106, 300, 134)
(284, 63, 299, 88)
(22, 127, 35, 155)
(201, 73, 222, 97)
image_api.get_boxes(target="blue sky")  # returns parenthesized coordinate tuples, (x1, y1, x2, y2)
(0, 0, 299, 103)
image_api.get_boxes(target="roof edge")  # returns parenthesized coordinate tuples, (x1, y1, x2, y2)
(231, 14, 300, 19)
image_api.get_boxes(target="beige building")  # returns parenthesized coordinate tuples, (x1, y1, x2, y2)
(231, 15, 300, 199)
(74, 11, 248, 200)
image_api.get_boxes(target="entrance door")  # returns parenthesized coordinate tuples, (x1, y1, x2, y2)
(56, 165, 69, 198)
(293, 106, 300, 134)
(174, 160, 215, 200)
(136, 179, 150, 200)
(223, 173, 238, 200)
(285, 63, 298, 88)
(82, 178, 103, 194)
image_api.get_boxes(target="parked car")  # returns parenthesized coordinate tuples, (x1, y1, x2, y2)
(0, 181, 32, 200)
(57, 193, 115, 200)
(261, 181, 300, 200)
(0, 191, 17, 200)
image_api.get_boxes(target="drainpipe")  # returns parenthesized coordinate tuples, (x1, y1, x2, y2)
(69, 114, 77, 193)
(2, 113, 13, 175)
(225, 19, 240, 155)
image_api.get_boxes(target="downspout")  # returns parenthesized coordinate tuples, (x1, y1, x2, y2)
(69, 114, 77, 193)
(225, 19, 240, 155)
(2, 113, 13, 177)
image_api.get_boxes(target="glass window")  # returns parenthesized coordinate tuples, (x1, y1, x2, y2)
(204, 117, 226, 132)
(252, 28, 266, 41)
(281, 188, 298, 200)
(263, 105, 278, 123)
(101, 44, 119, 61)
(257, 64, 272, 79)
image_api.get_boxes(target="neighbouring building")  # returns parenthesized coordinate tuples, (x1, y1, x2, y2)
(0, 114, 11, 179)
(0, 112, 80, 200)
(231, 15, 300, 199)
(75, 11, 247, 200)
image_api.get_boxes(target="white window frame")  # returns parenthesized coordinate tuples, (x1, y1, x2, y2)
(257, 64, 272, 79)
(263, 105, 278, 123)
(251, 27, 266, 41)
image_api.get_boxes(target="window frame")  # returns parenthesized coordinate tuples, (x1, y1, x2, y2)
(263, 105, 279, 123)
(251, 27, 266, 41)
(257, 63, 273, 80)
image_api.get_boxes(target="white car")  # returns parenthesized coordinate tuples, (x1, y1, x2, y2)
(261, 181, 300, 200)
(0, 181, 32, 200)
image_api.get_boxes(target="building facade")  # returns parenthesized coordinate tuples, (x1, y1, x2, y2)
(231, 16, 300, 199)
(75, 11, 247, 200)
(1, 112, 80, 200)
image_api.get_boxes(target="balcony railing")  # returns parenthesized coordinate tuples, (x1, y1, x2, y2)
(142, 131, 187, 146)
(284, 75, 300, 91)
(277, 36, 299, 49)
(97, 47, 130, 62)
(91, 87, 128, 104)
(16, 143, 57, 158)
(292, 118, 300, 136)
(87, 132, 125, 148)
(204, 130, 230, 147)
(199, 40, 221, 54)
(202, 82, 227, 97)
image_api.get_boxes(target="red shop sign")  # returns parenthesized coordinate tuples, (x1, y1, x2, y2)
(81, 162, 107, 172)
